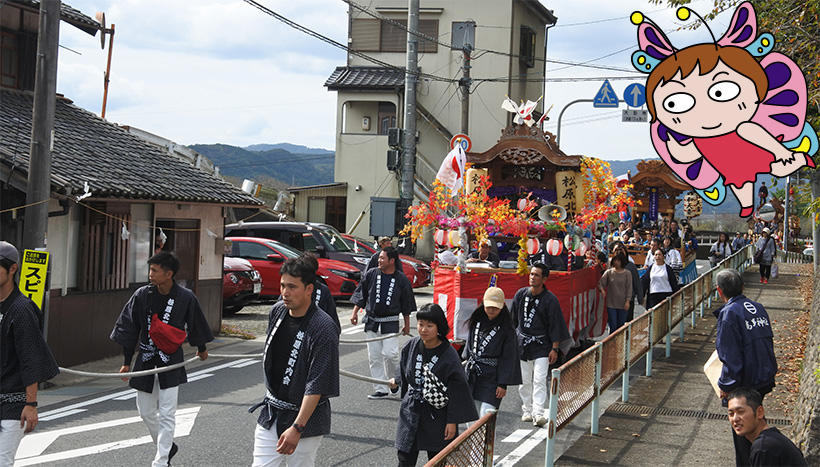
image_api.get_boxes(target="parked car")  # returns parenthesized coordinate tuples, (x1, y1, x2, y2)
(340, 234, 431, 288)
(223, 256, 261, 315)
(224, 222, 371, 271)
(226, 237, 361, 299)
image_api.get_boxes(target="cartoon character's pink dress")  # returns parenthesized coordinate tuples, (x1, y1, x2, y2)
(693, 132, 775, 188)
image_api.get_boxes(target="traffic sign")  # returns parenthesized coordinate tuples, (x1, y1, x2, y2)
(593, 80, 619, 108)
(624, 83, 646, 108)
(450, 133, 472, 152)
(622, 109, 649, 122)
(19, 249, 49, 310)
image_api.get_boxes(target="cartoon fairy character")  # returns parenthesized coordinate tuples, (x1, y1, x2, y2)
(631, 2, 818, 217)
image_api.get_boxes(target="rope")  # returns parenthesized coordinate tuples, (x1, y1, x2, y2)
(339, 333, 401, 344)
(339, 369, 392, 386)
(58, 357, 201, 378)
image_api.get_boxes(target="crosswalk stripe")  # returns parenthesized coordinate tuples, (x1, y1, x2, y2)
(501, 429, 532, 443)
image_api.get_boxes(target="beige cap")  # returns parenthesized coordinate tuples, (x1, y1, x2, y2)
(483, 287, 505, 309)
(762, 227, 770, 234)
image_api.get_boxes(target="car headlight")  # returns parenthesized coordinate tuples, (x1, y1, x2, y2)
(251, 270, 260, 281)
(353, 256, 369, 265)
(228, 273, 239, 284)
(408, 262, 419, 272)
(329, 269, 356, 279)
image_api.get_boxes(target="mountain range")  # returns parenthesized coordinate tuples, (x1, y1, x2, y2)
(190, 143, 783, 215)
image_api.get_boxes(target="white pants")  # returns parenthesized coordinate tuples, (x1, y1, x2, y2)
(252, 422, 322, 467)
(136, 376, 179, 467)
(366, 331, 399, 394)
(0, 419, 25, 466)
(519, 358, 549, 417)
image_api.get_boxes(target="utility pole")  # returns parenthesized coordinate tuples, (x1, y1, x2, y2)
(783, 176, 790, 252)
(460, 45, 472, 134)
(400, 0, 419, 217)
(812, 171, 820, 271)
(23, 0, 60, 253)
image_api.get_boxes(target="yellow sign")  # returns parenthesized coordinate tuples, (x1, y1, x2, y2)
(555, 170, 583, 217)
(465, 168, 488, 196)
(19, 249, 49, 310)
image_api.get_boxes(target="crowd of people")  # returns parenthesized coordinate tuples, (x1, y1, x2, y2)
(0, 228, 808, 467)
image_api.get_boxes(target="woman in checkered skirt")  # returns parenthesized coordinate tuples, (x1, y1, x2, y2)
(389, 304, 478, 466)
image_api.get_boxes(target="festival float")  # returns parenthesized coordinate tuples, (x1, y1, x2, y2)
(629, 159, 698, 283)
(401, 98, 635, 345)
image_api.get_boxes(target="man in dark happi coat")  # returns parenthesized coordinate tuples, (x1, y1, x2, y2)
(365, 237, 403, 272)
(111, 252, 213, 467)
(463, 287, 522, 416)
(300, 253, 340, 334)
(350, 247, 416, 399)
(0, 242, 59, 464)
(250, 257, 339, 467)
(511, 263, 570, 427)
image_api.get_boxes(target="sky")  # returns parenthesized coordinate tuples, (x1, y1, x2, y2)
(55, 0, 736, 161)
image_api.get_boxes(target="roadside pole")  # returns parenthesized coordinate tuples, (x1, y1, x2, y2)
(400, 0, 419, 217)
(460, 45, 471, 134)
(24, 0, 61, 340)
(783, 176, 790, 251)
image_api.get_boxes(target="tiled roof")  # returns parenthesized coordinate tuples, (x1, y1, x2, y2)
(9, 1, 100, 35)
(325, 66, 405, 90)
(0, 89, 262, 206)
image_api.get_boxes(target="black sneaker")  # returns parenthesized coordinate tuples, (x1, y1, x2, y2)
(390, 384, 400, 394)
(367, 391, 389, 399)
(167, 443, 178, 466)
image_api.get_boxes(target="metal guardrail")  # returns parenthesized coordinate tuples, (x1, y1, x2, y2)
(425, 411, 497, 467)
(777, 250, 813, 264)
(543, 244, 755, 466)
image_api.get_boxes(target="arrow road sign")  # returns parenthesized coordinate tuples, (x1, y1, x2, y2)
(593, 80, 619, 108)
(623, 83, 646, 108)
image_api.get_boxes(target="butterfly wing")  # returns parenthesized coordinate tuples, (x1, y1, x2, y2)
(717, 1, 757, 48)
(650, 121, 728, 206)
(751, 53, 807, 142)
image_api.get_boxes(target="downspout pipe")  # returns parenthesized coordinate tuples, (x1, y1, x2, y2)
(542, 16, 557, 115)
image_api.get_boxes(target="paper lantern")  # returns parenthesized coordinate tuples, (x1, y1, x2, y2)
(563, 234, 580, 251)
(546, 238, 563, 256)
(574, 242, 587, 257)
(434, 229, 447, 246)
(447, 230, 460, 248)
(517, 198, 529, 211)
(526, 238, 540, 255)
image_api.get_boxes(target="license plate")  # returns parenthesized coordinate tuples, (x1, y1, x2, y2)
(253, 283, 261, 294)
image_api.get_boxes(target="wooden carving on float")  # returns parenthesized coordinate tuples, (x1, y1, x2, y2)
(630, 159, 690, 217)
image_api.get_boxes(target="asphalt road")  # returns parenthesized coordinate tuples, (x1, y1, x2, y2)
(30, 264, 714, 467)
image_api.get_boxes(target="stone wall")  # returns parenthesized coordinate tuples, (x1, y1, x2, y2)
(790, 274, 820, 463)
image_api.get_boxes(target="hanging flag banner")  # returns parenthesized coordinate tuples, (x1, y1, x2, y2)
(648, 187, 659, 222)
(555, 170, 582, 217)
(436, 146, 467, 197)
(19, 249, 49, 310)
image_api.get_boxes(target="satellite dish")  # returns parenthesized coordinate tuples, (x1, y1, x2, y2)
(757, 203, 776, 222)
(95, 12, 106, 49)
(537, 204, 566, 222)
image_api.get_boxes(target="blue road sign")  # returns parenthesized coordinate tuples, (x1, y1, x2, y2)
(593, 80, 619, 108)
(624, 83, 646, 108)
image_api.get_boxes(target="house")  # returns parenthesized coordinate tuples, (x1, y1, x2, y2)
(324, 0, 557, 253)
(0, 1, 263, 366)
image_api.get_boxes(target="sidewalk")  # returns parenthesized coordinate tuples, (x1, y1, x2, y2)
(521, 263, 804, 466)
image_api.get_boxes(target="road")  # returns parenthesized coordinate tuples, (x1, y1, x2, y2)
(26, 261, 714, 466)
(25, 287, 571, 466)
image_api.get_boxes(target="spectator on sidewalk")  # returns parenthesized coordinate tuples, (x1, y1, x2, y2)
(727, 388, 806, 466)
(731, 232, 745, 252)
(755, 228, 777, 284)
(714, 269, 777, 467)
(644, 239, 661, 268)
(598, 253, 632, 332)
(641, 249, 679, 309)
(663, 236, 683, 271)
(710, 232, 733, 267)
(0, 242, 59, 465)
(612, 243, 642, 322)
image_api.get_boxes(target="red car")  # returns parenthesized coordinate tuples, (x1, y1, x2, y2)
(223, 257, 262, 315)
(226, 237, 361, 299)
(340, 234, 431, 288)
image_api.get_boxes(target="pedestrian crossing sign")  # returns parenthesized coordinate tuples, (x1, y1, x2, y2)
(19, 249, 49, 310)
(593, 80, 619, 108)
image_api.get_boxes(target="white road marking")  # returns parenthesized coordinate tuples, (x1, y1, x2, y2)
(16, 407, 200, 462)
(187, 373, 214, 382)
(112, 390, 137, 401)
(501, 429, 532, 443)
(230, 359, 260, 368)
(495, 428, 548, 466)
(38, 388, 136, 419)
(342, 324, 364, 335)
(39, 409, 86, 422)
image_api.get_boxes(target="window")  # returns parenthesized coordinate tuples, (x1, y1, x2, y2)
(237, 241, 273, 260)
(351, 18, 439, 53)
(520, 26, 536, 68)
(80, 203, 131, 291)
(302, 233, 318, 251)
(378, 102, 396, 135)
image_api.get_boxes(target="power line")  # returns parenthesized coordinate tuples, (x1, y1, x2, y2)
(243, 0, 455, 83)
